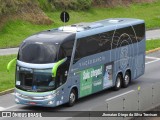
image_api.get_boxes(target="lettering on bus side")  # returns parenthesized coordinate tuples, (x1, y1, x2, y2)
(80, 63, 113, 97)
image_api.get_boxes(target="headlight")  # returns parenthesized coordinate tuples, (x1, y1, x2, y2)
(44, 94, 56, 99)
(15, 92, 21, 96)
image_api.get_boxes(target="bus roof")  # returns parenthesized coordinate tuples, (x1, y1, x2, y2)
(58, 18, 144, 39)
(23, 18, 144, 44)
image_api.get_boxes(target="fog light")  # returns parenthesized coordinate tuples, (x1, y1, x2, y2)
(48, 101, 54, 105)
(15, 98, 19, 103)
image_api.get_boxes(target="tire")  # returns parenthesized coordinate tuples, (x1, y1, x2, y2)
(113, 74, 122, 91)
(67, 89, 77, 107)
(122, 71, 131, 88)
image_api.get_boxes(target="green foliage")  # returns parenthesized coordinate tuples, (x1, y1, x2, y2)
(37, 0, 53, 11)
(49, 0, 92, 10)
(0, 1, 160, 48)
(0, 54, 16, 92)
(0, 0, 36, 15)
(146, 40, 160, 51)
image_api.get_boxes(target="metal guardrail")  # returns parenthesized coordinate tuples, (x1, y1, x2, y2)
(88, 83, 160, 120)
(68, 83, 160, 120)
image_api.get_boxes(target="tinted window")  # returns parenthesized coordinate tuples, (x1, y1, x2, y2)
(58, 40, 74, 60)
(133, 23, 145, 42)
(112, 26, 136, 48)
(74, 31, 114, 62)
(18, 42, 58, 64)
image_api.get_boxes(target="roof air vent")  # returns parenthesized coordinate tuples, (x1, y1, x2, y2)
(89, 23, 103, 29)
(108, 19, 123, 23)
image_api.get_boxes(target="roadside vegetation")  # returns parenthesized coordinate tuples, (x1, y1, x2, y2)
(0, 1, 160, 48)
(0, 40, 160, 92)
(0, 55, 16, 92)
(146, 39, 160, 51)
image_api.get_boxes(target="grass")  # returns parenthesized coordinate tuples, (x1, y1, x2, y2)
(0, 55, 16, 92)
(146, 39, 160, 51)
(0, 40, 160, 92)
(0, 1, 160, 48)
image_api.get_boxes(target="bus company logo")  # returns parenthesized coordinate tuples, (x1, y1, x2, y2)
(120, 46, 129, 69)
(79, 56, 105, 67)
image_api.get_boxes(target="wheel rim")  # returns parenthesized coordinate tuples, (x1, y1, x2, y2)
(70, 92, 75, 104)
(117, 77, 121, 88)
(124, 74, 130, 85)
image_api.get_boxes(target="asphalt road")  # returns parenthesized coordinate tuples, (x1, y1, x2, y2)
(0, 51, 160, 120)
(0, 29, 160, 56)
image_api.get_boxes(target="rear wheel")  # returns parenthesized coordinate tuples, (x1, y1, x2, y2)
(122, 71, 131, 88)
(67, 89, 77, 107)
(114, 74, 122, 91)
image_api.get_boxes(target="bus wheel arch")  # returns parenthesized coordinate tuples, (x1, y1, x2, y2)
(67, 86, 78, 107)
(122, 69, 131, 88)
(114, 72, 123, 91)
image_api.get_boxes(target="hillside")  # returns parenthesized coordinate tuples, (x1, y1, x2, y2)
(0, 0, 155, 29)
(0, 0, 159, 48)
(0, 0, 52, 29)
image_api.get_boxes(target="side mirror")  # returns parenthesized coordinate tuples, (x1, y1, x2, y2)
(7, 58, 17, 72)
(52, 57, 67, 77)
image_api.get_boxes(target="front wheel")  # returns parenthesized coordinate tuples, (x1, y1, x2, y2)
(67, 89, 76, 107)
(113, 74, 122, 91)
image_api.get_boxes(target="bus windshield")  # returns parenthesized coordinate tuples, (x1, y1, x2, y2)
(18, 42, 59, 64)
(16, 69, 56, 92)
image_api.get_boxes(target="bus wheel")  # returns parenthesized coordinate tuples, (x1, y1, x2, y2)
(68, 89, 76, 107)
(122, 71, 131, 88)
(114, 74, 122, 91)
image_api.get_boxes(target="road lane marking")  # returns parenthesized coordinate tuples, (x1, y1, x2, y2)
(10, 93, 14, 95)
(0, 107, 5, 111)
(3, 105, 18, 111)
(106, 90, 135, 101)
(145, 59, 160, 65)
(146, 56, 160, 60)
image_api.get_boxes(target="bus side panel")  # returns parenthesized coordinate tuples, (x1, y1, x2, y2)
(69, 51, 113, 98)
(132, 40, 145, 80)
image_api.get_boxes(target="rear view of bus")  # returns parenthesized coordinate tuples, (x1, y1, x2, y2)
(8, 18, 145, 107)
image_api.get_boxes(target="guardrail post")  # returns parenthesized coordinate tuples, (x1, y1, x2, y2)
(106, 102, 109, 120)
(123, 98, 125, 120)
(152, 84, 154, 106)
(138, 86, 141, 111)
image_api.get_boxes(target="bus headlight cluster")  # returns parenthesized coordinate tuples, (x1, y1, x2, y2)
(44, 94, 56, 100)
(15, 98, 20, 103)
(48, 101, 55, 105)
(15, 92, 21, 97)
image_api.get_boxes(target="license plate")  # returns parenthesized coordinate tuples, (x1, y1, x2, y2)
(29, 102, 36, 105)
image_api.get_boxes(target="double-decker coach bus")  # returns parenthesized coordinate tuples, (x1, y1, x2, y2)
(7, 18, 145, 107)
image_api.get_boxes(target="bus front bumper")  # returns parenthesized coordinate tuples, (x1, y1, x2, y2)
(14, 90, 57, 107)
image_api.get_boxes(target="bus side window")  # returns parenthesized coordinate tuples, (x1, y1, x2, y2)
(58, 47, 66, 60)
(61, 40, 74, 59)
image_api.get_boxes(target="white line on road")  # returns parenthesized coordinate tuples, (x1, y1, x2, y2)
(106, 90, 135, 101)
(146, 56, 160, 60)
(145, 59, 160, 65)
(3, 105, 18, 111)
(0, 107, 5, 111)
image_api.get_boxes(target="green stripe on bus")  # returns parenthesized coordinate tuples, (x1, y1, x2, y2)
(52, 58, 67, 77)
